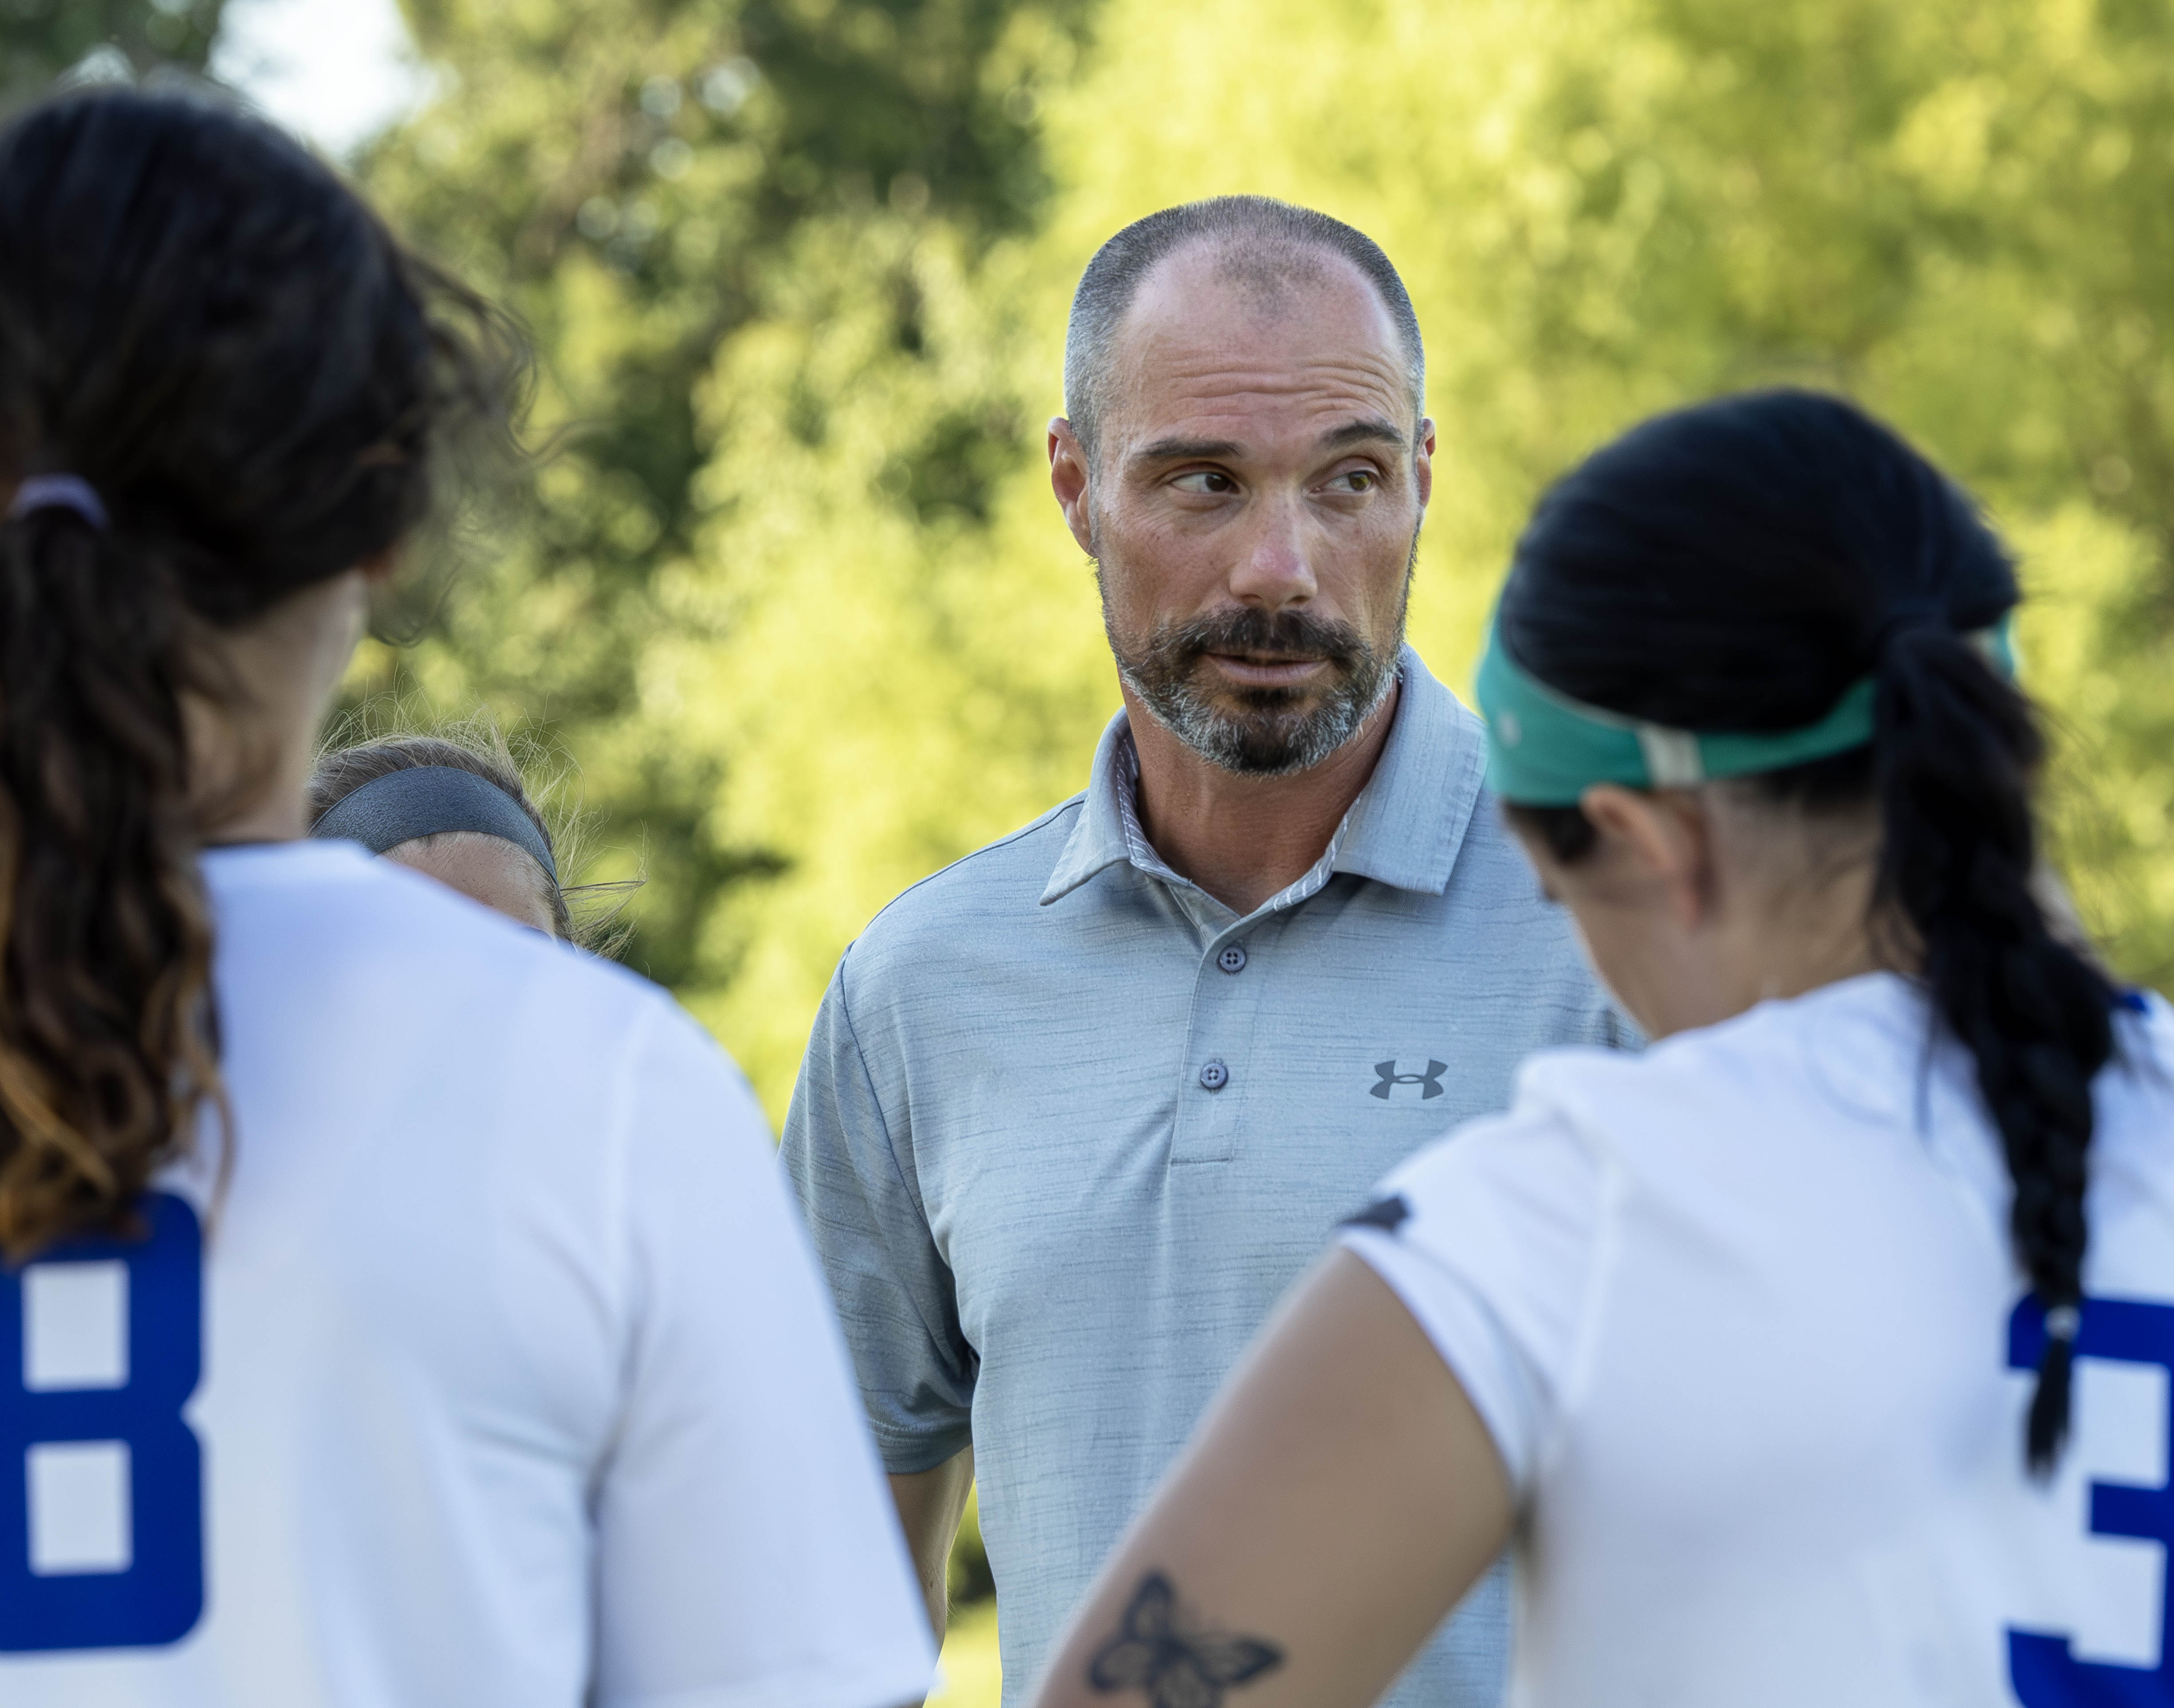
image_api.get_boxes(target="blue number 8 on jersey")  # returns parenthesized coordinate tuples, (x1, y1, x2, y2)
(0, 1192, 204, 1652)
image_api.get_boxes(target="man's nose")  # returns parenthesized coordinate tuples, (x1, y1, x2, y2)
(1226, 491, 1318, 611)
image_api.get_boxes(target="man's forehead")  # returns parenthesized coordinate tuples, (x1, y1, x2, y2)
(1105, 241, 1413, 450)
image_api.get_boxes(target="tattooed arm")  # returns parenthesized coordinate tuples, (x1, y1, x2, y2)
(1026, 1251, 1513, 1708)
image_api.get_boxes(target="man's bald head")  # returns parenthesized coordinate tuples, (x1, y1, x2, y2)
(1062, 196, 1425, 468)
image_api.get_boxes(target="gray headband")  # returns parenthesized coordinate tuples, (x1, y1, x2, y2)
(311, 765, 558, 883)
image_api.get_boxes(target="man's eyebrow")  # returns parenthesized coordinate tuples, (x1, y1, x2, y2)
(1320, 417, 1407, 453)
(1129, 436, 1246, 465)
(1124, 419, 1406, 467)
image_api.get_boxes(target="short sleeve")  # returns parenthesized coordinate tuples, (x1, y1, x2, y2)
(592, 1003, 935, 1708)
(1338, 1102, 1611, 1495)
(779, 957, 975, 1475)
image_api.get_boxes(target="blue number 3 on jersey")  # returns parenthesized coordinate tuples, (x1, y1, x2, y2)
(0, 1193, 204, 1653)
(2006, 1295, 2174, 1705)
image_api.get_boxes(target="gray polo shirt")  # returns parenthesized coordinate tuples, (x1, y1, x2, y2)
(782, 649, 1620, 1706)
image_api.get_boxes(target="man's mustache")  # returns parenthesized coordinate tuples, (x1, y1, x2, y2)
(1154, 608, 1367, 673)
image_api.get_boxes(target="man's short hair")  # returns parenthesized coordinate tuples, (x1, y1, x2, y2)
(1063, 195, 1426, 465)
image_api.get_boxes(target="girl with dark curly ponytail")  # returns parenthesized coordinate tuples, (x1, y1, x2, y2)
(0, 89, 932, 1704)
(0, 87, 515, 1263)
(1030, 390, 2174, 1708)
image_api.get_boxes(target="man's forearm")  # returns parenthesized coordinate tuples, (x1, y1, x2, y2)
(889, 1446, 976, 1639)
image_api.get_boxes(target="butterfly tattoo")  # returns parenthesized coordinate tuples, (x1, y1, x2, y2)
(1085, 1571, 1284, 1708)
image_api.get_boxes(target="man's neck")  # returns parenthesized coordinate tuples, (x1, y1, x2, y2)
(1125, 678, 1402, 917)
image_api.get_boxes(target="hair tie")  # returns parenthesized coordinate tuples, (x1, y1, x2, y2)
(7, 474, 109, 531)
(1874, 606, 2020, 673)
(1877, 609, 2020, 677)
(1872, 604, 1942, 652)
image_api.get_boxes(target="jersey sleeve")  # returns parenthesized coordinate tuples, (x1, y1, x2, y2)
(778, 956, 975, 1475)
(1338, 1098, 1612, 1495)
(591, 1001, 935, 1708)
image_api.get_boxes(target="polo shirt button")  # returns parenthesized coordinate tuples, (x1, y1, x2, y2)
(1199, 1059, 1230, 1091)
(1216, 943, 1248, 974)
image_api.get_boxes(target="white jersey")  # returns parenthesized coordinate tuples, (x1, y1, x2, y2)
(1343, 971, 2174, 1708)
(0, 842, 933, 1708)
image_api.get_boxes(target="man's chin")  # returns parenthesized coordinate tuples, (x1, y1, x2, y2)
(1191, 711, 1341, 776)
(1125, 659, 1383, 775)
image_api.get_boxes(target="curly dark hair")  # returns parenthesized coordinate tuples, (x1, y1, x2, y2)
(0, 87, 525, 1259)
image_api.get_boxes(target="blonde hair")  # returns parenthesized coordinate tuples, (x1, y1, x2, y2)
(309, 710, 638, 954)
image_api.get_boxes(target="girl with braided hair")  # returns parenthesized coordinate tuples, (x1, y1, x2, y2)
(1031, 390, 2174, 1708)
(0, 88, 930, 1705)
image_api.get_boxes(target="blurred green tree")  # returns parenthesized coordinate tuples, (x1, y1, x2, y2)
(357, 0, 2174, 1107)
(2, 0, 223, 108)
(664, 0, 2174, 1106)
(355, 0, 1091, 989)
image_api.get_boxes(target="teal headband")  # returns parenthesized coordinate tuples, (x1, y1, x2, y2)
(1476, 612, 2018, 807)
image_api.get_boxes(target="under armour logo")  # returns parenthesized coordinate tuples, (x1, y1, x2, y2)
(1371, 1059, 1446, 1100)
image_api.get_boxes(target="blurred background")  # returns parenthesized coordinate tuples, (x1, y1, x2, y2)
(12, 0, 2174, 1698)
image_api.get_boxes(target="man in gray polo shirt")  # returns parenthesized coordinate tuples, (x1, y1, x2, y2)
(782, 197, 1618, 1707)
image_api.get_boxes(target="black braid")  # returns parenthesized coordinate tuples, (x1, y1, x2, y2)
(1872, 627, 2111, 1472)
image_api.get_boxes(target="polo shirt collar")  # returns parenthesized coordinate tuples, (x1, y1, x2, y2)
(1040, 716, 1142, 905)
(1330, 646, 1487, 896)
(1039, 645, 1488, 907)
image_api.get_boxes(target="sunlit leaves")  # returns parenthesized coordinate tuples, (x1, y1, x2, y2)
(362, 0, 2174, 1108)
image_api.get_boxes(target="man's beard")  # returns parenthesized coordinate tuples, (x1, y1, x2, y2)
(1104, 585, 1407, 778)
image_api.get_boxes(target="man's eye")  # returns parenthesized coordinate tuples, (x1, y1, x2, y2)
(1170, 470, 1235, 494)
(1329, 468, 1378, 493)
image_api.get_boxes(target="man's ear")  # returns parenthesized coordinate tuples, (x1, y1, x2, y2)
(1578, 783, 1716, 928)
(1048, 417, 1096, 556)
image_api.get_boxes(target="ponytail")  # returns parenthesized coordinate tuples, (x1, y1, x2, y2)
(0, 89, 525, 1259)
(0, 497, 223, 1258)
(1872, 626, 2112, 1473)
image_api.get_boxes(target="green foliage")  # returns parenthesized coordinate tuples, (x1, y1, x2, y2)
(947, 1482, 993, 1607)
(364, 0, 2174, 1114)
(356, 0, 1090, 996)
(1, 0, 223, 109)
(931, 1597, 1002, 1706)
